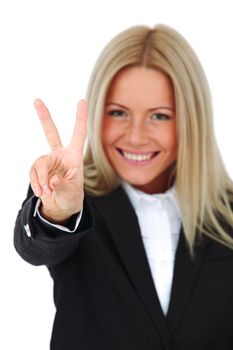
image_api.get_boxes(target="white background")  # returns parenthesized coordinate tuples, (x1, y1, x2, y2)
(1, 0, 233, 349)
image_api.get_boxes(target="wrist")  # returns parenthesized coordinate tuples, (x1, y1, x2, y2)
(39, 205, 81, 224)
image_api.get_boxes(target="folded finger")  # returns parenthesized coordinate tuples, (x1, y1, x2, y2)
(33, 157, 52, 195)
(30, 167, 42, 197)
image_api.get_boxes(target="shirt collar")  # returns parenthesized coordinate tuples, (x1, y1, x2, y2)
(122, 181, 181, 219)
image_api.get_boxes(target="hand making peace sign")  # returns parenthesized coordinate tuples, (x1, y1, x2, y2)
(30, 99, 88, 223)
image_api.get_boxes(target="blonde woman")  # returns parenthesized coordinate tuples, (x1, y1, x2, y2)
(14, 24, 233, 349)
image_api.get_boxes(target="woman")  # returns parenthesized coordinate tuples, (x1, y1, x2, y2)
(14, 24, 233, 349)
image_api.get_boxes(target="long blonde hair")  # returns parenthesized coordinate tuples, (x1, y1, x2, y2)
(84, 23, 233, 255)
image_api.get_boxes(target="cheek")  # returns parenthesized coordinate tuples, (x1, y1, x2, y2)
(102, 123, 115, 153)
(102, 120, 122, 148)
(167, 128, 178, 150)
(167, 129, 178, 159)
(152, 125, 177, 151)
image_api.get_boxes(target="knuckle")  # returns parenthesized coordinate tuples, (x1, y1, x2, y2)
(38, 171, 48, 183)
(34, 155, 48, 168)
(34, 166, 48, 183)
(29, 165, 34, 175)
(30, 182, 37, 191)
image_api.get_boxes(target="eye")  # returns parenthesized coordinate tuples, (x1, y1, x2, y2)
(108, 109, 127, 117)
(151, 113, 170, 121)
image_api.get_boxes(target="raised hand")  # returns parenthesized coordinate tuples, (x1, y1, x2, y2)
(30, 98, 88, 223)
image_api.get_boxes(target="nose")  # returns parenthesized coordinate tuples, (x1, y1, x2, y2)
(125, 119, 148, 146)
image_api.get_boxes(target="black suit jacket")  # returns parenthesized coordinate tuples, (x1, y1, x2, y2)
(14, 185, 233, 350)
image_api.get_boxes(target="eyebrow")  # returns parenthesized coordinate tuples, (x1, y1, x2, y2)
(105, 102, 175, 112)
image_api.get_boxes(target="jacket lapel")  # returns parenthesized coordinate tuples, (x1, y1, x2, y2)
(91, 186, 210, 345)
(92, 186, 170, 347)
(166, 227, 210, 333)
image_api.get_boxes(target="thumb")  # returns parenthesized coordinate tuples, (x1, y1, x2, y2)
(49, 174, 63, 191)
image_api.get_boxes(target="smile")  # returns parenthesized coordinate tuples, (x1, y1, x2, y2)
(116, 148, 160, 163)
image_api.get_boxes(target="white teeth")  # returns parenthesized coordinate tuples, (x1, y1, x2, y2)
(122, 151, 154, 161)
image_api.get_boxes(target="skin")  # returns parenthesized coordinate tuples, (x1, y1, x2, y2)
(31, 66, 177, 222)
(31, 99, 88, 222)
(102, 66, 177, 194)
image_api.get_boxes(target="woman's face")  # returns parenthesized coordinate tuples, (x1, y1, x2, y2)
(102, 66, 177, 194)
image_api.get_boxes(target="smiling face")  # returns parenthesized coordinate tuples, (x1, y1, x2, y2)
(102, 66, 177, 194)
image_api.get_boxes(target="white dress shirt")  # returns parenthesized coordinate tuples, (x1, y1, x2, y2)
(122, 182, 182, 315)
(35, 182, 182, 315)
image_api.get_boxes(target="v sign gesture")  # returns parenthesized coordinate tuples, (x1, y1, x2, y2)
(30, 99, 88, 223)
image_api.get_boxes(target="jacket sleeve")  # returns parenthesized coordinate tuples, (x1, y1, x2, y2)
(13, 186, 95, 267)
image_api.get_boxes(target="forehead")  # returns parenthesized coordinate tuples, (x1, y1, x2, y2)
(106, 66, 174, 108)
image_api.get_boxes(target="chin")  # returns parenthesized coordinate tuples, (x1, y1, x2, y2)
(119, 171, 174, 194)
(121, 176, 156, 191)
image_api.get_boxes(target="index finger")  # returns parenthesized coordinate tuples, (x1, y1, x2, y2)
(69, 99, 88, 153)
(34, 99, 63, 150)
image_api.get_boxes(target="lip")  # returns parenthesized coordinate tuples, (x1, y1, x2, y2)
(116, 147, 161, 166)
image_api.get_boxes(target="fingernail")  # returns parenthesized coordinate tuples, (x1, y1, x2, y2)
(35, 187, 42, 197)
(43, 184, 51, 195)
